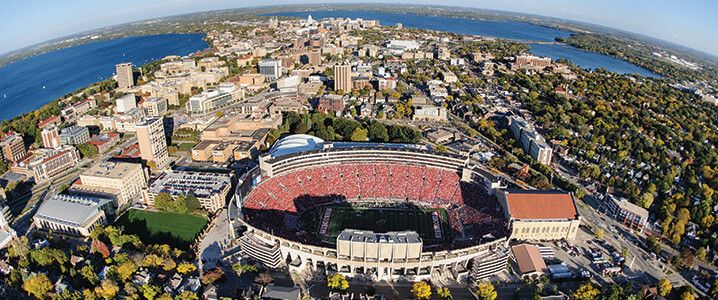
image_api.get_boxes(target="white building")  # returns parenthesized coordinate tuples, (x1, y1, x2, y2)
(258, 59, 283, 81)
(386, 40, 420, 54)
(141, 97, 168, 117)
(59, 125, 90, 145)
(187, 83, 244, 115)
(145, 170, 231, 212)
(136, 117, 170, 170)
(116, 94, 137, 113)
(509, 116, 553, 165)
(33, 194, 113, 237)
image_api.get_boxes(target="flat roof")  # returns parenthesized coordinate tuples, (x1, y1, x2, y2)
(149, 170, 231, 198)
(82, 161, 142, 179)
(611, 196, 649, 219)
(503, 189, 578, 220)
(337, 229, 422, 244)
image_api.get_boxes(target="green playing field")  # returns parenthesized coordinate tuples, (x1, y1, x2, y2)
(301, 204, 452, 245)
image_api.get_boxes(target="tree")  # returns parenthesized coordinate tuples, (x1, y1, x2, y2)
(82, 289, 97, 300)
(181, 195, 202, 212)
(437, 287, 452, 300)
(30, 247, 67, 267)
(140, 284, 161, 300)
(200, 268, 225, 285)
(327, 273, 349, 292)
(476, 282, 497, 300)
(594, 228, 605, 239)
(646, 236, 661, 253)
(57, 289, 84, 300)
(657, 278, 672, 297)
(23, 273, 53, 299)
(94, 280, 119, 299)
(350, 127, 368, 142)
(80, 264, 99, 285)
(572, 283, 600, 300)
(367, 122, 389, 142)
(0, 158, 8, 174)
(175, 291, 199, 300)
(695, 247, 707, 261)
(638, 192, 654, 209)
(153, 193, 174, 211)
(254, 272, 273, 286)
(77, 143, 99, 158)
(678, 249, 695, 268)
(143, 254, 164, 267)
(620, 247, 629, 258)
(411, 281, 432, 300)
(294, 122, 310, 134)
(117, 260, 137, 282)
(177, 263, 197, 275)
(680, 291, 695, 300)
(162, 258, 177, 271)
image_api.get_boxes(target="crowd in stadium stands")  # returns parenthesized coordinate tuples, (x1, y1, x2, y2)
(241, 163, 508, 247)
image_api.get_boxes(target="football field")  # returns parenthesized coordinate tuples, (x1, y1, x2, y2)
(301, 204, 452, 245)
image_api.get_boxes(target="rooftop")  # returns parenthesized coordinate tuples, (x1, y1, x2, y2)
(82, 161, 142, 179)
(34, 194, 111, 227)
(503, 189, 578, 220)
(512, 244, 548, 275)
(149, 170, 231, 199)
(337, 229, 422, 244)
(268, 134, 325, 158)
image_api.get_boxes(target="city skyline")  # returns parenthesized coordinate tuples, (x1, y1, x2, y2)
(1, 0, 717, 56)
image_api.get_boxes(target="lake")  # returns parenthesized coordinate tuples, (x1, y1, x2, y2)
(0, 34, 207, 122)
(269, 10, 659, 77)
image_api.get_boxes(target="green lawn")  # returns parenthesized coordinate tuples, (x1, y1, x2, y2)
(117, 209, 208, 248)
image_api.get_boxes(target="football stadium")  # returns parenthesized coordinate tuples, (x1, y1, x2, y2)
(234, 134, 580, 282)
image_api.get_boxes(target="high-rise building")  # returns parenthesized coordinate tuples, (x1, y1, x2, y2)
(0, 132, 26, 163)
(333, 64, 352, 93)
(308, 49, 322, 66)
(116, 62, 134, 89)
(509, 116, 553, 165)
(41, 126, 61, 149)
(136, 117, 170, 170)
(258, 59, 282, 81)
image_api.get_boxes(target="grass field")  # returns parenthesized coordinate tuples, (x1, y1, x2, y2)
(117, 209, 208, 248)
(301, 204, 452, 245)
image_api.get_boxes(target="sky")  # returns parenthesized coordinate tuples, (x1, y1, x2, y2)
(1, 0, 717, 56)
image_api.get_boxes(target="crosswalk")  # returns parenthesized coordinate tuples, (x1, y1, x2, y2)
(537, 245, 555, 258)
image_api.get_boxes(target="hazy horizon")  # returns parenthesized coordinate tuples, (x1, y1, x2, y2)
(1, 1, 717, 57)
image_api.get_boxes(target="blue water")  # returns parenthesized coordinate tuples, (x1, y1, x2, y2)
(529, 43, 660, 77)
(0, 34, 207, 122)
(270, 11, 659, 77)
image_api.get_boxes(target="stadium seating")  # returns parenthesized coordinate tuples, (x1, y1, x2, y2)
(241, 162, 508, 243)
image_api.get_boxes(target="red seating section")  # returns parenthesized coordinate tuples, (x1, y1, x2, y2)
(241, 163, 508, 242)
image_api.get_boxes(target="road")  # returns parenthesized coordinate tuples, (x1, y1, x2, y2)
(444, 105, 705, 289)
(197, 207, 235, 271)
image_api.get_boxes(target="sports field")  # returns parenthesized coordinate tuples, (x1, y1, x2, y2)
(117, 209, 208, 248)
(301, 204, 452, 245)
